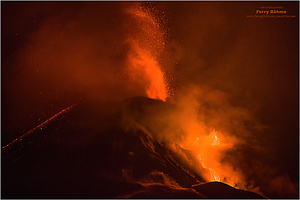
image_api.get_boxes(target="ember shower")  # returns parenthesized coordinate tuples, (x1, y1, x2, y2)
(2, 2, 298, 199)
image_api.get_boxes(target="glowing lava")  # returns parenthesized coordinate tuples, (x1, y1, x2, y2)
(181, 127, 247, 189)
(125, 4, 168, 101)
(127, 42, 168, 101)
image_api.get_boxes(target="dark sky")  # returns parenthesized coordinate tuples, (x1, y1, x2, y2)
(1, 1, 299, 198)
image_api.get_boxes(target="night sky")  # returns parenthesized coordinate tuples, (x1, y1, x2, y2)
(2, 1, 299, 198)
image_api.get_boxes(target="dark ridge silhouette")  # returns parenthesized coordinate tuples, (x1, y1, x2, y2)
(192, 181, 265, 199)
(2, 96, 266, 198)
(121, 184, 207, 198)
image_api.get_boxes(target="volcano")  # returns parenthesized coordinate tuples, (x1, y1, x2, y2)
(2, 96, 265, 198)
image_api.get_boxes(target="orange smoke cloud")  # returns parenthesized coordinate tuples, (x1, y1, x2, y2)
(169, 88, 251, 190)
(122, 84, 264, 194)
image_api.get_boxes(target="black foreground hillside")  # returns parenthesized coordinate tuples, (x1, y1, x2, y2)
(2, 96, 265, 198)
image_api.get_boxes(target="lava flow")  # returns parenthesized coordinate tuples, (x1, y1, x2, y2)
(170, 111, 247, 189)
(184, 129, 246, 188)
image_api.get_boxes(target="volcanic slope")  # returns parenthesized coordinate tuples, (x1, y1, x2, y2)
(2, 96, 265, 198)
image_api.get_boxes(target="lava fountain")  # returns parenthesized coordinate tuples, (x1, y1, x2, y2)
(125, 4, 169, 101)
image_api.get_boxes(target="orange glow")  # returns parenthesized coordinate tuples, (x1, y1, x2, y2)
(125, 5, 168, 101)
(211, 130, 220, 146)
(180, 127, 247, 189)
(127, 43, 168, 101)
(161, 92, 250, 190)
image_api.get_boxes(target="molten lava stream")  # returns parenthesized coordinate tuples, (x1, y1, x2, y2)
(181, 128, 248, 189)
